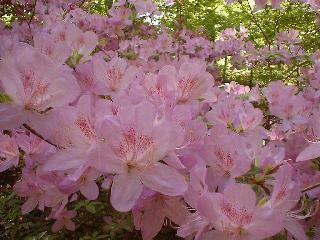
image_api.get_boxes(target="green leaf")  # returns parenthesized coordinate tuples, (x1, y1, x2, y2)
(66, 51, 84, 68)
(0, 92, 12, 103)
(86, 203, 96, 214)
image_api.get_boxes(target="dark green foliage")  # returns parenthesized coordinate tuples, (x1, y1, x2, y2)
(0, 168, 181, 239)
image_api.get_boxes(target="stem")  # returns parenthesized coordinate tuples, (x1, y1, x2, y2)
(240, 0, 271, 46)
(176, 0, 183, 61)
(79, 0, 86, 8)
(222, 56, 228, 83)
(283, 60, 309, 81)
(27, 0, 37, 28)
(302, 182, 320, 193)
(23, 123, 59, 149)
(249, 68, 253, 88)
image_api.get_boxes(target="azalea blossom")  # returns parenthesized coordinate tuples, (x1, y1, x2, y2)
(0, 0, 319, 238)
(90, 101, 188, 211)
(196, 183, 284, 240)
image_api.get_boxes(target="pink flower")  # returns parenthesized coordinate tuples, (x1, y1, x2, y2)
(33, 32, 72, 64)
(296, 142, 320, 162)
(207, 97, 263, 132)
(14, 170, 66, 214)
(90, 101, 188, 211)
(158, 59, 214, 103)
(0, 44, 80, 128)
(178, 212, 211, 240)
(262, 81, 297, 107)
(0, 132, 19, 172)
(15, 132, 55, 168)
(201, 126, 251, 187)
(196, 183, 284, 240)
(51, 23, 98, 60)
(108, 6, 133, 26)
(268, 164, 307, 240)
(50, 208, 77, 232)
(133, 193, 189, 240)
(58, 168, 100, 200)
(254, 0, 268, 10)
(39, 95, 99, 174)
(224, 81, 250, 96)
(129, 0, 158, 15)
(93, 56, 136, 95)
(74, 61, 97, 93)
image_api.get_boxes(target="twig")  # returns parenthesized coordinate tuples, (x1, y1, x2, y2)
(176, 0, 183, 61)
(239, 0, 271, 46)
(22, 123, 59, 149)
(302, 182, 320, 193)
(27, 0, 37, 29)
(222, 56, 228, 83)
(79, 0, 86, 8)
(283, 60, 309, 81)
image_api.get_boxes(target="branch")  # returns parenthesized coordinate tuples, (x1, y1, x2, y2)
(239, 0, 271, 46)
(27, 0, 37, 28)
(283, 60, 309, 81)
(222, 56, 228, 83)
(302, 182, 320, 193)
(23, 123, 59, 149)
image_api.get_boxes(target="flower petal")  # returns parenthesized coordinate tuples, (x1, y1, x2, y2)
(296, 143, 320, 161)
(141, 163, 187, 196)
(110, 174, 143, 212)
(80, 181, 99, 200)
(21, 197, 38, 214)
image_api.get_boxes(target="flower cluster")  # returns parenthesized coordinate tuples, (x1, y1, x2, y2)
(0, 0, 320, 239)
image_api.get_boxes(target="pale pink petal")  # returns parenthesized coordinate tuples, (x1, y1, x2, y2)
(141, 201, 166, 240)
(141, 163, 187, 196)
(197, 192, 221, 222)
(110, 174, 143, 212)
(80, 181, 99, 200)
(296, 143, 320, 161)
(164, 153, 185, 169)
(177, 213, 209, 238)
(255, 0, 268, 10)
(0, 104, 25, 129)
(89, 143, 124, 174)
(284, 218, 307, 240)
(247, 208, 284, 239)
(65, 220, 76, 231)
(0, 159, 16, 172)
(21, 197, 38, 214)
(67, 210, 77, 219)
(133, 209, 142, 230)
(41, 150, 87, 172)
(202, 230, 228, 240)
(51, 220, 63, 233)
(80, 31, 98, 56)
(164, 197, 189, 225)
(223, 183, 256, 212)
(271, 0, 282, 9)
